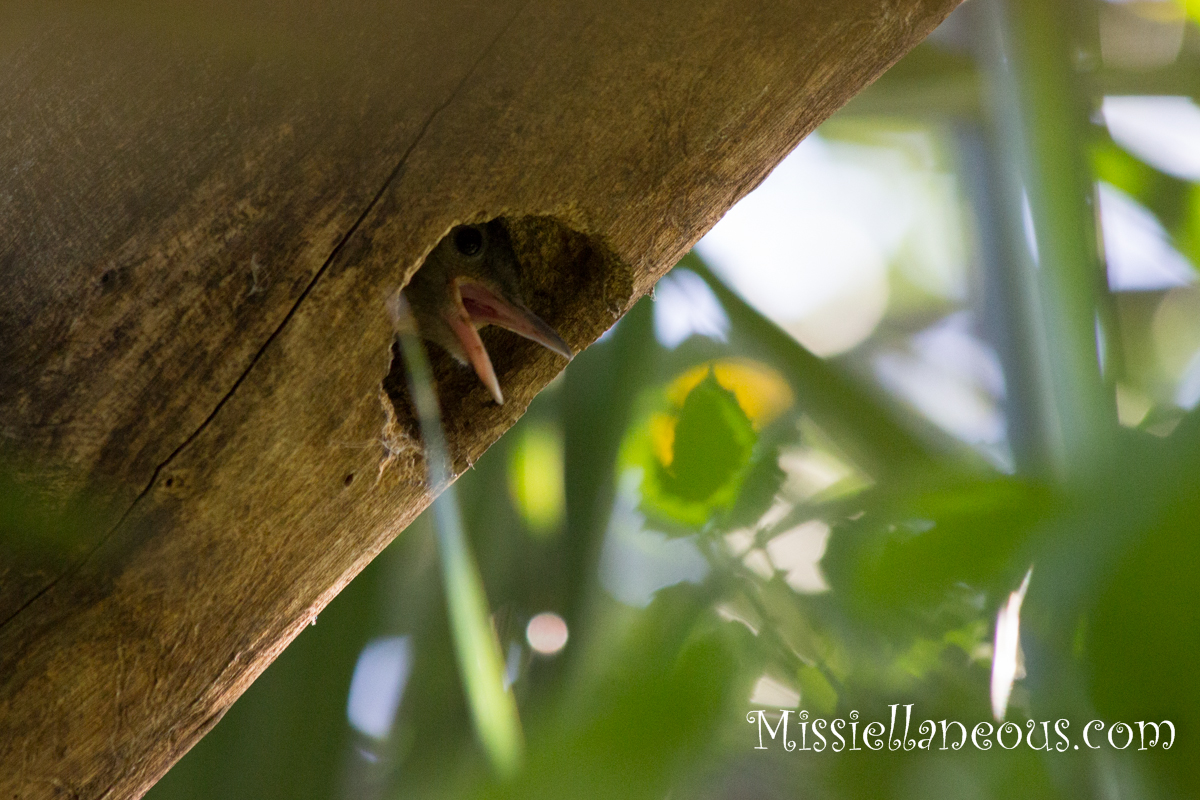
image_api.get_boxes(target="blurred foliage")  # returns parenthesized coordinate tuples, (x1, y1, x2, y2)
(139, 1, 1200, 798)
(507, 423, 566, 537)
(624, 369, 772, 530)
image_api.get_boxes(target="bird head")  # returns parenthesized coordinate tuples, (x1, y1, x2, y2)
(402, 220, 572, 404)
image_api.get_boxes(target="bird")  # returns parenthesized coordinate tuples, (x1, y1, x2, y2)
(401, 220, 573, 405)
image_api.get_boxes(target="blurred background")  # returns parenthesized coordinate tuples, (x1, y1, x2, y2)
(149, 0, 1200, 796)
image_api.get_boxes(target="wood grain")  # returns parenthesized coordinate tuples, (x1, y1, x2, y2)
(0, 0, 959, 796)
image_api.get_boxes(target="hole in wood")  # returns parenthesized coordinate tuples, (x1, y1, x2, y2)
(382, 215, 631, 469)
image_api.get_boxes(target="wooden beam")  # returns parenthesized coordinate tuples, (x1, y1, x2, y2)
(0, 0, 959, 796)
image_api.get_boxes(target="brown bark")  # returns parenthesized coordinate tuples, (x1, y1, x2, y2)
(0, 0, 958, 796)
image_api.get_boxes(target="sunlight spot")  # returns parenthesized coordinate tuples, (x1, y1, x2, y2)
(1116, 383, 1152, 427)
(1175, 349, 1200, 410)
(914, 312, 1006, 397)
(784, 278, 889, 357)
(724, 528, 755, 557)
(503, 641, 522, 689)
(1146, 415, 1183, 437)
(599, 470, 710, 607)
(1152, 289, 1200, 398)
(749, 675, 800, 709)
(757, 498, 793, 530)
(716, 602, 761, 635)
(874, 350, 1003, 444)
(874, 313, 1010, 468)
(742, 548, 775, 580)
(695, 132, 950, 356)
(1098, 182, 1195, 291)
(873, 347, 1003, 441)
(1103, 96, 1200, 181)
(778, 446, 858, 500)
(1021, 189, 1039, 267)
(347, 636, 412, 740)
(991, 568, 1032, 722)
(526, 613, 569, 656)
(1099, 1, 1185, 70)
(766, 520, 831, 594)
(653, 268, 730, 348)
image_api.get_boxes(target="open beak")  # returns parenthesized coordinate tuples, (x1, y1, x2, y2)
(443, 279, 573, 405)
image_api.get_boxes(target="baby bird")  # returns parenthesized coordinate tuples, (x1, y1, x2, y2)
(402, 220, 572, 404)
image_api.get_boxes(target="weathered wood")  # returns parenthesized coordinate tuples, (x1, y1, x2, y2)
(0, 0, 958, 796)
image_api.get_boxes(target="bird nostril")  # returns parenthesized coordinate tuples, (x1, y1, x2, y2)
(453, 226, 484, 257)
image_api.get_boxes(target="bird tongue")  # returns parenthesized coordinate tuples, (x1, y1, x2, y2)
(458, 282, 573, 359)
(446, 280, 573, 405)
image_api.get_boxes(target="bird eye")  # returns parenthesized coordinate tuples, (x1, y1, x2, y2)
(453, 226, 484, 257)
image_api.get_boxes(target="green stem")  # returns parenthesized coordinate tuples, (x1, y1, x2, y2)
(978, 0, 1117, 479)
(393, 295, 524, 778)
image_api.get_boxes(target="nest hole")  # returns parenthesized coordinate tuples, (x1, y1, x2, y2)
(382, 215, 632, 469)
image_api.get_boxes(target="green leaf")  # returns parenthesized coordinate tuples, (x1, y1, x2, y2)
(661, 371, 756, 502)
(1173, 183, 1200, 272)
(724, 442, 787, 529)
(633, 371, 759, 530)
(797, 663, 839, 716)
(822, 478, 1052, 622)
(1092, 140, 1159, 200)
